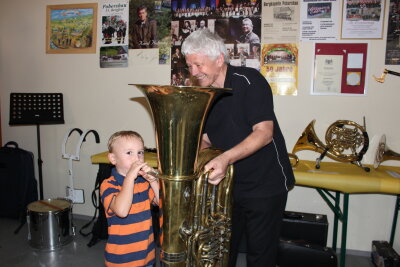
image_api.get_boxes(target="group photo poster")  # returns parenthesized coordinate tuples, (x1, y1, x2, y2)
(385, 0, 400, 64)
(262, 0, 300, 43)
(46, 3, 98, 54)
(341, 0, 385, 39)
(100, 1, 129, 68)
(312, 42, 368, 95)
(260, 43, 298, 96)
(299, 0, 340, 41)
(129, 0, 171, 64)
(171, 0, 262, 85)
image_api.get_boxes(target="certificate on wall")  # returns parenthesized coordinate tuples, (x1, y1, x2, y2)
(312, 43, 368, 95)
(314, 55, 343, 93)
(341, 0, 385, 39)
(299, 0, 340, 41)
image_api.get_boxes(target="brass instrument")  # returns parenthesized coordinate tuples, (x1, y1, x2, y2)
(374, 134, 400, 168)
(288, 153, 299, 167)
(292, 120, 370, 172)
(373, 69, 400, 83)
(131, 84, 233, 267)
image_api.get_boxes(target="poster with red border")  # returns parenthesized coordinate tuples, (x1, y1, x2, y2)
(312, 42, 368, 95)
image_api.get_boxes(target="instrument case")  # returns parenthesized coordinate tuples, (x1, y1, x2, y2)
(281, 210, 328, 246)
(278, 239, 337, 267)
(0, 141, 38, 219)
(371, 240, 400, 267)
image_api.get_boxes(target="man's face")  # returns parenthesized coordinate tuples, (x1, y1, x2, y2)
(200, 21, 205, 28)
(242, 21, 252, 33)
(185, 53, 223, 87)
(137, 9, 148, 21)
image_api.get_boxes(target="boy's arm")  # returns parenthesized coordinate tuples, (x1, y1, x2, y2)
(110, 162, 146, 217)
(148, 178, 160, 205)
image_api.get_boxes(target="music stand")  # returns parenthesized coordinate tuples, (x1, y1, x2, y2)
(9, 93, 65, 200)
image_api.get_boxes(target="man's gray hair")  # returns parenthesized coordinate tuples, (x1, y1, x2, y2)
(242, 18, 253, 28)
(181, 29, 230, 63)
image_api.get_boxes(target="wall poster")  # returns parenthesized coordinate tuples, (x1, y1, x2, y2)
(100, 1, 129, 68)
(262, 0, 300, 43)
(129, 0, 171, 64)
(341, 0, 385, 39)
(385, 0, 400, 64)
(312, 42, 368, 95)
(260, 43, 298, 95)
(46, 3, 98, 54)
(299, 0, 340, 41)
(171, 0, 262, 86)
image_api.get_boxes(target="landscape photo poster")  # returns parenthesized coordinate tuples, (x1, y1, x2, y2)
(46, 3, 98, 54)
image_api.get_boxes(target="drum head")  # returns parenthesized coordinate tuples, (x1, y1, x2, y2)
(28, 199, 71, 213)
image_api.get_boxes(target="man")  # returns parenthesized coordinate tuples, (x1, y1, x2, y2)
(131, 6, 157, 48)
(237, 18, 260, 44)
(197, 19, 207, 30)
(181, 29, 295, 267)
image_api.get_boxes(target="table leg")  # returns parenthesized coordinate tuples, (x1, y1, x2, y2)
(339, 193, 349, 267)
(333, 191, 340, 251)
(390, 195, 400, 246)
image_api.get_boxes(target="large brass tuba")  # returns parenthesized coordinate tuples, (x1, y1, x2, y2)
(131, 84, 233, 267)
(374, 134, 400, 168)
(292, 119, 370, 171)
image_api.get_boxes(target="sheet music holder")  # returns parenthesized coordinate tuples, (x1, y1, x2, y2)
(9, 93, 65, 199)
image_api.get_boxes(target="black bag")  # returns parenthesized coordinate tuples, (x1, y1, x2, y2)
(0, 141, 38, 220)
(278, 239, 337, 267)
(79, 163, 111, 246)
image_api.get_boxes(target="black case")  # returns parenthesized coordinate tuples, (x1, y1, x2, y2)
(238, 210, 329, 253)
(371, 240, 400, 267)
(0, 142, 38, 219)
(281, 210, 328, 246)
(278, 239, 338, 267)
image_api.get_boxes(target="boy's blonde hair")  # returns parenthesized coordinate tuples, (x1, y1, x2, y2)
(107, 131, 144, 152)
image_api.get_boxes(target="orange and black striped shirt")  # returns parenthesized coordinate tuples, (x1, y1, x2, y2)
(100, 168, 158, 267)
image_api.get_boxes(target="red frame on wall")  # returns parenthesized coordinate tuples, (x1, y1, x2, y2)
(314, 43, 368, 94)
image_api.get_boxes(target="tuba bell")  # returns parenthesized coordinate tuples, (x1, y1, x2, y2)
(131, 84, 233, 267)
(292, 119, 370, 171)
(374, 134, 400, 168)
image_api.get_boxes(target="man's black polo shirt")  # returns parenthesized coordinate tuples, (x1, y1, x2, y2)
(204, 64, 295, 199)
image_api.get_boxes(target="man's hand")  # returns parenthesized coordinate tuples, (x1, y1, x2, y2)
(204, 153, 229, 185)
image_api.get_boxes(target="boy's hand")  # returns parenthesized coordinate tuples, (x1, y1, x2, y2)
(141, 164, 158, 183)
(126, 161, 147, 180)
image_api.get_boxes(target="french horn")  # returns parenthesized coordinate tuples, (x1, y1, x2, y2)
(374, 134, 400, 168)
(131, 84, 233, 267)
(292, 119, 370, 171)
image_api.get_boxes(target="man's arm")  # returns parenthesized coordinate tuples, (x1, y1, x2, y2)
(200, 133, 212, 150)
(204, 120, 273, 185)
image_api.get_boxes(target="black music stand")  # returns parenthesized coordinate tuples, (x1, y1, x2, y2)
(9, 93, 64, 200)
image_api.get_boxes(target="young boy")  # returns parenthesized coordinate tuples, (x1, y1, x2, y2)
(100, 130, 160, 267)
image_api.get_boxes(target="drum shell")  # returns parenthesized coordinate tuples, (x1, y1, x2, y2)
(27, 199, 74, 251)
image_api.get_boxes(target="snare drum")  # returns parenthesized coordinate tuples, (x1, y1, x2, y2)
(27, 198, 74, 250)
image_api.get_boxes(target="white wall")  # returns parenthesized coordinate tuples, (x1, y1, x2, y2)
(1, 0, 399, 252)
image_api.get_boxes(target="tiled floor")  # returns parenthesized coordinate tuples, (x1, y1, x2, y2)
(0, 216, 375, 267)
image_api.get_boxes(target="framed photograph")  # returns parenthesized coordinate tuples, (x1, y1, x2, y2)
(46, 3, 98, 54)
